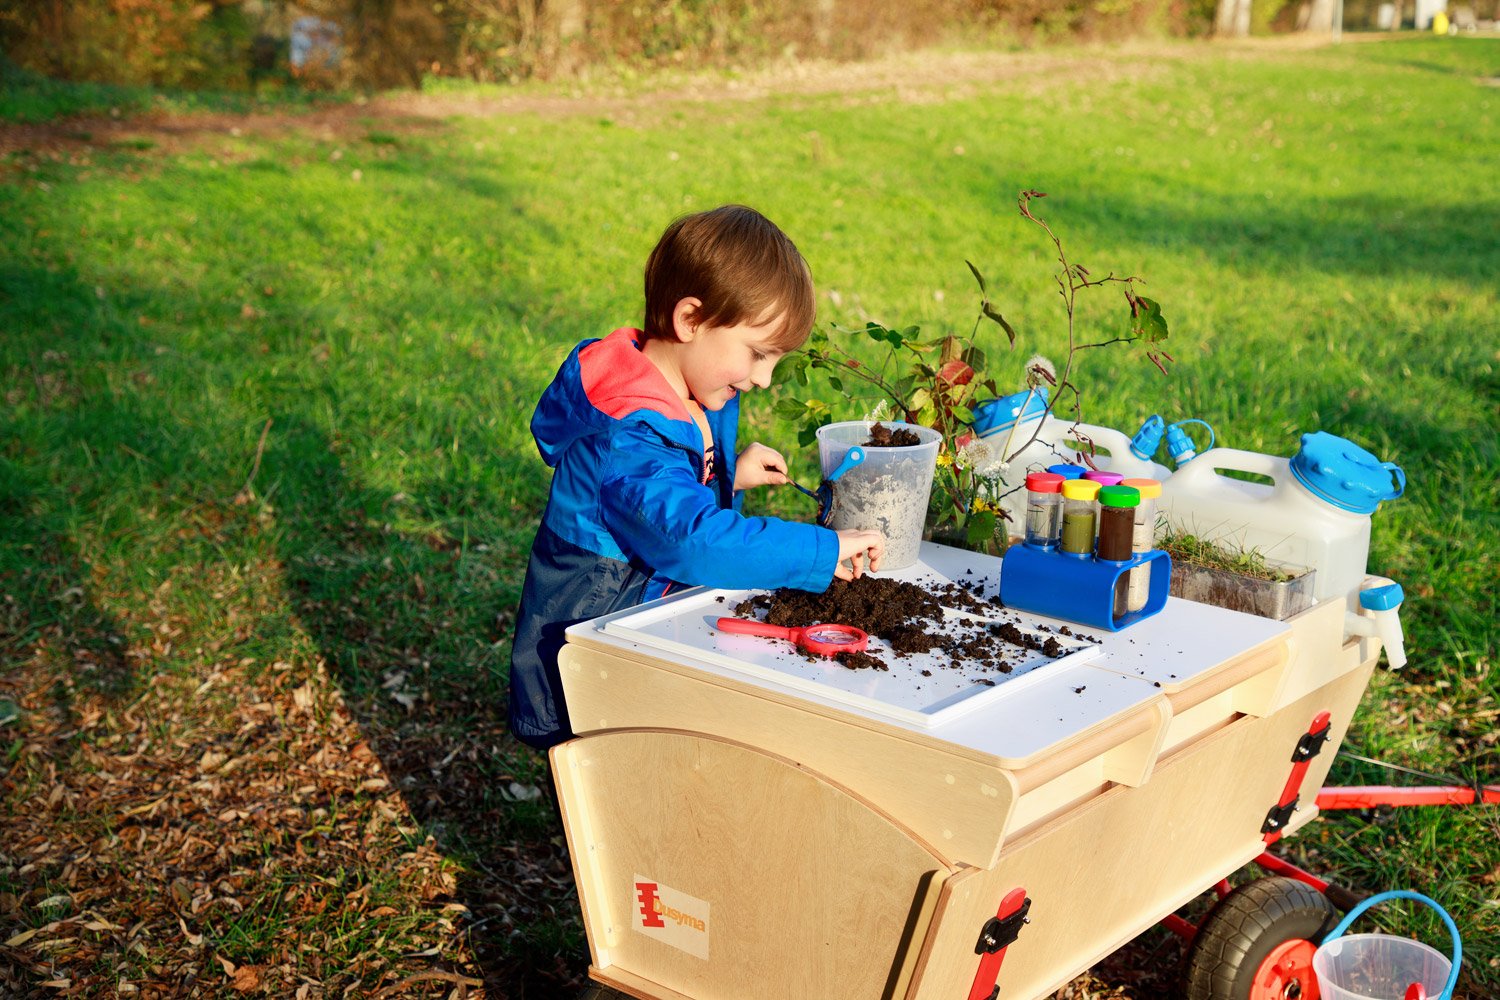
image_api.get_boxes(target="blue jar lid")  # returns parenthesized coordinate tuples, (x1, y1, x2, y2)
(1289, 431, 1406, 514)
(972, 386, 1050, 438)
(1047, 463, 1088, 479)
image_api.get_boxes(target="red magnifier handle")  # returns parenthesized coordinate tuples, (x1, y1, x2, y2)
(714, 617, 796, 641)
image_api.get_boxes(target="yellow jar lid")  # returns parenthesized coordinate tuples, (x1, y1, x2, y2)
(1061, 479, 1101, 500)
(1120, 477, 1162, 499)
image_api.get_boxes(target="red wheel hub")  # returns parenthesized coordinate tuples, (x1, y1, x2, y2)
(1252, 939, 1321, 1000)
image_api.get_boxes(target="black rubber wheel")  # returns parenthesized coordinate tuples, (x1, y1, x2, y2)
(1180, 876, 1339, 1000)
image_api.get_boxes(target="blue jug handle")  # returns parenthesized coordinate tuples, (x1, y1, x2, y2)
(1320, 889, 1461, 1000)
(1381, 462, 1406, 501)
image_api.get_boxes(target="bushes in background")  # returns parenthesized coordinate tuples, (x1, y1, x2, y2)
(0, 0, 261, 90)
(2, 0, 1205, 97)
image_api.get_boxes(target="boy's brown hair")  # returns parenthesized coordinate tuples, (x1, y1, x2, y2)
(642, 205, 815, 350)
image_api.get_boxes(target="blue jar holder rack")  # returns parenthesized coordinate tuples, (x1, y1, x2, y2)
(999, 545, 1172, 632)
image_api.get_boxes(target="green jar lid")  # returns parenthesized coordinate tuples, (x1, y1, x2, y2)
(1097, 484, 1142, 508)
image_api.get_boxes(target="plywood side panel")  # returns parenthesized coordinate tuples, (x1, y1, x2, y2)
(1166, 643, 1289, 715)
(906, 663, 1376, 1000)
(553, 737, 620, 967)
(553, 730, 955, 1000)
(1276, 650, 1380, 834)
(588, 966, 695, 1000)
(1275, 597, 1365, 711)
(1159, 690, 1238, 757)
(559, 644, 1023, 868)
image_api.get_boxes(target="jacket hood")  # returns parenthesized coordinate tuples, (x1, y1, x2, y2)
(531, 327, 698, 468)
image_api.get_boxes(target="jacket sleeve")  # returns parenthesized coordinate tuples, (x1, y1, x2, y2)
(599, 421, 840, 592)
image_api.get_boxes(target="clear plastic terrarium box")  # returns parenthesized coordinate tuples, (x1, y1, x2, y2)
(1168, 561, 1316, 621)
(816, 420, 941, 571)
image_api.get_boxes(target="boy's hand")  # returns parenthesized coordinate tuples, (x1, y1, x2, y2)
(735, 442, 790, 491)
(834, 529, 885, 581)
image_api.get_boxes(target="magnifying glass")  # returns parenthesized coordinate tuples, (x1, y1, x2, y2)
(714, 617, 869, 657)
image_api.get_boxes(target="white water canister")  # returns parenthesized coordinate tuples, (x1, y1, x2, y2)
(1157, 432, 1405, 609)
(970, 388, 1171, 523)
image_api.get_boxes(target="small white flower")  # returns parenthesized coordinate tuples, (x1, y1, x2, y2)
(828, 289, 843, 307)
(933, 289, 945, 302)
(960, 438, 1003, 476)
(1025, 354, 1056, 385)
(863, 400, 892, 422)
(959, 438, 989, 467)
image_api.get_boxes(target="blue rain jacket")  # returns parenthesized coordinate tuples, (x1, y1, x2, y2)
(508, 327, 839, 749)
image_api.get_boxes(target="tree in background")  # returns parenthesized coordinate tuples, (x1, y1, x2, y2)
(1214, 0, 1253, 34)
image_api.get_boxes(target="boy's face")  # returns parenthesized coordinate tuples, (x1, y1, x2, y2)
(675, 305, 790, 411)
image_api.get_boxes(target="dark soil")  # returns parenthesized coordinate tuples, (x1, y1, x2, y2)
(731, 573, 1078, 677)
(865, 421, 922, 447)
(835, 648, 890, 671)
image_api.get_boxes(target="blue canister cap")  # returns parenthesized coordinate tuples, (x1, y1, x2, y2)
(1047, 464, 1088, 479)
(1289, 431, 1406, 514)
(972, 386, 1050, 438)
(1359, 582, 1404, 611)
(1130, 415, 1165, 460)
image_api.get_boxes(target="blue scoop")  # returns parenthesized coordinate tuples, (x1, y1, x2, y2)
(785, 446, 865, 527)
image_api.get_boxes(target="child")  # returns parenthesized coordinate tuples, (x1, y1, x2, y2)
(508, 205, 885, 750)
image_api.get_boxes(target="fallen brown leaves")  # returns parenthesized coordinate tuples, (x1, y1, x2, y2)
(0, 520, 1224, 1000)
(0, 590, 573, 1000)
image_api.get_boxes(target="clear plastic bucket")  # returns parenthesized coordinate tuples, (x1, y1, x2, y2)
(1313, 891, 1462, 1000)
(1313, 935, 1452, 1000)
(817, 421, 940, 571)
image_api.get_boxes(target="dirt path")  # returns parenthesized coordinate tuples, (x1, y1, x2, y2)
(0, 37, 1341, 156)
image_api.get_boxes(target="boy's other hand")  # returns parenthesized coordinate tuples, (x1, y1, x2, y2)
(735, 442, 789, 491)
(834, 529, 885, 581)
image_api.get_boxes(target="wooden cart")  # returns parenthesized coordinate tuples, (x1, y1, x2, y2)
(550, 543, 1390, 1000)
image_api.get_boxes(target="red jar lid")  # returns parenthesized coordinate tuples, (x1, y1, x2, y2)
(1024, 472, 1066, 493)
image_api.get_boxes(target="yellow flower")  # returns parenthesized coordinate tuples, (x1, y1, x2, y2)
(970, 497, 991, 514)
(935, 452, 954, 468)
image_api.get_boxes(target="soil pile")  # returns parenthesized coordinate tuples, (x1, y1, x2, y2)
(866, 422, 922, 447)
(731, 574, 1090, 676)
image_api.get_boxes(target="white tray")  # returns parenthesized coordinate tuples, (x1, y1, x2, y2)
(601, 586, 1100, 729)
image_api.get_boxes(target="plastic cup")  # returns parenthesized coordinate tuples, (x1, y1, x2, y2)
(1059, 479, 1101, 557)
(1120, 478, 1162, 612)
(1023, 472, 1065, 549)
(816, 421, 941, 571)
(1097, 485, 1142, 619)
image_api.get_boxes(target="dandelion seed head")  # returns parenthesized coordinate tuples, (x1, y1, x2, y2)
(1025, 354, 1056, 386)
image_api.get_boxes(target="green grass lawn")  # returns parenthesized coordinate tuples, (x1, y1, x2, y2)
(2, 35, 1497, 999)
(0, 55, 343, 125)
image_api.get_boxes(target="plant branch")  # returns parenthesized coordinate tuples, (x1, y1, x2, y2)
(1075, 336, 1140, 351)
(231, 418, 273, 505)
(370, 971, 482, 999)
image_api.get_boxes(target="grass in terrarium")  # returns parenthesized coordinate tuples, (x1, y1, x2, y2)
(1157, 531, 1297, 583)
